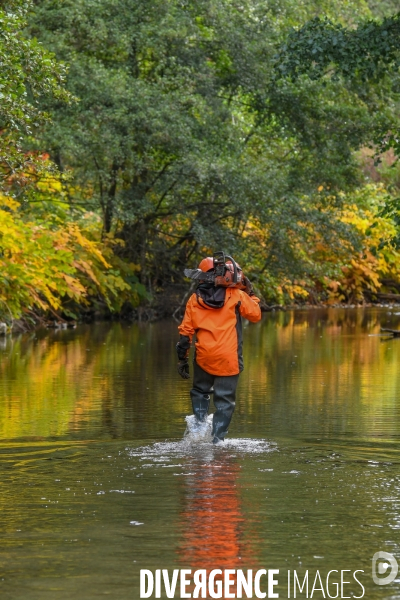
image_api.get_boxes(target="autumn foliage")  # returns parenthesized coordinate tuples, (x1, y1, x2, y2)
(0, 193, 143, 322)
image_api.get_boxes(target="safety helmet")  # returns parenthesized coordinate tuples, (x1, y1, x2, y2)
(198, 257, 214, 272)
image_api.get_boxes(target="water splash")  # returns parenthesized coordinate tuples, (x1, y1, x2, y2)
(127, 415, 276, 462)
(183, 414, 213, 443)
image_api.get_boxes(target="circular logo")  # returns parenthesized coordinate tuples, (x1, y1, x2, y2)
(372, 552, 398, 586)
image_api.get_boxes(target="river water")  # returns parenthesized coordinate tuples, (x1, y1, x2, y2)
(1, 309, 400, 599)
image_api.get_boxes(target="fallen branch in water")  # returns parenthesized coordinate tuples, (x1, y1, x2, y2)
(377, 293, 400, 301)
(381, 328, 400, 337)
(260, 303, 285, 312)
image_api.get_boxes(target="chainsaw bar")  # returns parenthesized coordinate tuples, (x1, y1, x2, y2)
(184, 268, 214, 282)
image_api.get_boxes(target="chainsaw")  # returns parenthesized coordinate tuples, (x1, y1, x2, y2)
(184, 252, 246, 289)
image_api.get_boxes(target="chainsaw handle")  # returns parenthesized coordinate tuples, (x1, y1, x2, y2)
(224, 254, 238, 284)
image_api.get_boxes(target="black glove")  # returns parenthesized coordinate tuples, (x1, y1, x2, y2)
(176, 335, 190, 360)
(243, 276, 255, 296)
(177, 359, 190, 379)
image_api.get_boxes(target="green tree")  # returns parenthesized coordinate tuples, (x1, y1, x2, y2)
(0, 0, 70, 191)
(275, 12, 400, 82)
(275, 11, 400, 155)
(27, 0, 393, 299)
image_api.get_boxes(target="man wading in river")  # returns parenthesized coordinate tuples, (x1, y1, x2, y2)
(176, 253, 261, 444)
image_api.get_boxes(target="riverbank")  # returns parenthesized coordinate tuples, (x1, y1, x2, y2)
(6, 297, 400, 335)
(3, 188, 400, 334)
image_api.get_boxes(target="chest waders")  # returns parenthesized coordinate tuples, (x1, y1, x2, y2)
(190, 361, 239, 443)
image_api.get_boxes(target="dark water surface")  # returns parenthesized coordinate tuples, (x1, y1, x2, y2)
(1, 309, 400, 599)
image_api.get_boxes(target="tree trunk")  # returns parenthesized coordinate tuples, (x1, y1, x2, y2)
(103, 162, 118, 234)
(139, 219, 147, 285)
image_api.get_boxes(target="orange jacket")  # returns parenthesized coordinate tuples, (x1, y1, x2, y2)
(178, 288, 261, 376)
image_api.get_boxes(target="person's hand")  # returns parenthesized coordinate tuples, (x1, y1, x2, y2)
(177, 359, 190, 379)
(243, 276, 254, 296)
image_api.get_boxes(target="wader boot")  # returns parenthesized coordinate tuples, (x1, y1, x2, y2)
(191, 361, 239, 440)
(190, 361, 211, 422)
(211, 372, 239, 443)
(191, 391, 210, 422)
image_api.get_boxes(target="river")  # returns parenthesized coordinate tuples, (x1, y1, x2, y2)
(0, 308, 400, 599)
